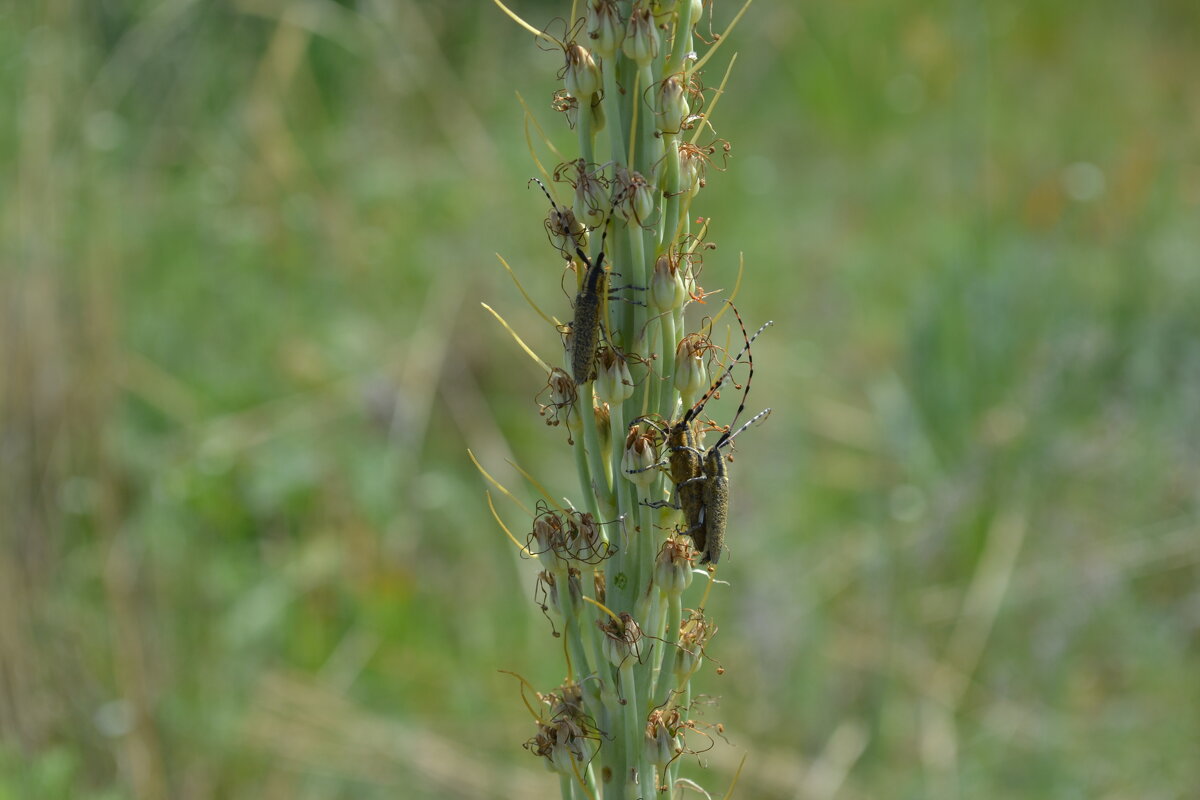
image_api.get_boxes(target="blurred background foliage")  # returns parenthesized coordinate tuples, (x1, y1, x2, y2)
(2, 0, 1199, 797)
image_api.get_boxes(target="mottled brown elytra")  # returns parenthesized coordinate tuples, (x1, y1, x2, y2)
(631, 304, 772, 563)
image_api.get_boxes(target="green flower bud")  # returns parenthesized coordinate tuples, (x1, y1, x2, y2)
(599, 612, 643, 667)
(673, 609, 714, 681)
(653, 536, 694, 595)
(532, 507, 570, 569)
(632, 173, 656, 223)
(681, 259, 698, 303)
(595, 348, 634, 405)
(673, 639, 700, 679)
(644, 709, 682, 768)
(622, 426, 660, 488)
(567, 511, 608, 563)
(613, 167, 656, 226)
(622, 5, 659, 67)
(679, 147, 701, 196)
(674, 335, 709, 409)
(537, 367, 578, 438)
(586, 0, 624, 59)
(574, 168, 608, 228)
(565, 43, 601, 101)
(651, 253, 685, 312)
(545, 200, 587, 258)
(655, 75, 690, 133)
(527, 716, 597, 775)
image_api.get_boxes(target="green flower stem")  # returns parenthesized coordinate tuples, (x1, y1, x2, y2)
(635, 500, 652, 605)
(659, 132, 682, 251)
(624, 225, 648, 388)
(632, 542, 654, 625)
(664, 760, 679, 797)
(666, 3, 695, 76)
(636, 63, 660, 173)
(584, 613, 619, 714)
(609, 385, 629, 497)
(652, 593, 682, 710)
(555, 565, 593, 675)
(603, 58, 629, 165)
(618, 496, 645, 618)
(578, 95, 596, 170)
(579, 382, 615, 515)
(583, 762, 599, 798)
(667, 304, 687, 419)
(570, 415, 603, 521)
(617, 660, 647, 798)
(657, 309, 678, 422)
(638, 588, 663, 671)
(609, 402, 636, 611)
(639, 586, 662, 690)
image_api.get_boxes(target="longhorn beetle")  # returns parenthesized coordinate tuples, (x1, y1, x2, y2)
(692, 363, 771, 562)
(531, 177, 633, 385)
(630, 304, 772, 562)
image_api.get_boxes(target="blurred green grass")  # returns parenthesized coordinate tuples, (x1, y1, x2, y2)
(2, 1, 1198, 798)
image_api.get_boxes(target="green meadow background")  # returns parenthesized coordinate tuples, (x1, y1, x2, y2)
(3, 1, 1198, 797)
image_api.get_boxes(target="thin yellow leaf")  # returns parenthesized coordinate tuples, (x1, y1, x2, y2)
(505, 457, 565, 515)
(518, 91, 568, 173)
(486, 490, 534, 556)
(481, 303, 551, 374)
(498, 669, 542, 720)
(691, 52, 737, 145)
(719, 753, 750, 800)
(709, 253, 744, 326)
(467, 448, 531, 515)
(693, 0, 753, 73)
(582, 594, 621, 623)
(496, 253, 560, 328)
(492, 0, 562, 46)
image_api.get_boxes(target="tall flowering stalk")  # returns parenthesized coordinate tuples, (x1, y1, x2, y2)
(484, 2, 759, 797)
